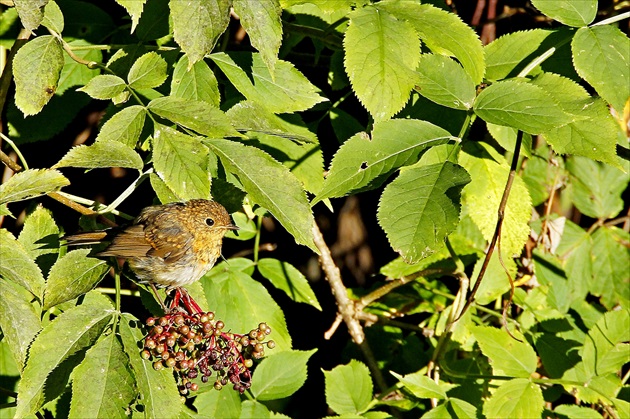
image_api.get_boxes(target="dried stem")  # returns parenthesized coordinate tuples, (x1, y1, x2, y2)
(312, 222, 388, 393)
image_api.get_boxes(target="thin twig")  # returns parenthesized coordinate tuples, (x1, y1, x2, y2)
(312, 223, 389, 393)
(456, 130, 524, 321)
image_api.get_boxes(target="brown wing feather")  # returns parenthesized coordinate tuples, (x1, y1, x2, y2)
(65, 231, 110, 245)
(97, 225, 152, 258)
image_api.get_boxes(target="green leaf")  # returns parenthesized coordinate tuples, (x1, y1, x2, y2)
(531, 0, 596, 27)
(13, 35, 64, 116)
(344, 6, 419, 121)
(572, 25, 630, 113)
(42, 1, 64, 33)
(415, 54, 476, 110)
(556, 220, 592, 303)
(54, 140, 144, 170)
(0, 229, 45, 299)
(202, 266, 292, 351)
(211, 52, 326, 113)
(0, 169, 69, 205)
(227, 100, 318, 144)
(69, 334, 135, 418)
(377, 162, 470, 263)
(115, 0, 147, 32)
(422, 398, 477, 419)
(390, 371, 446, 399)
(14, 0, 47, 31)
(590, 227, 630, 309)
(119, 313, 182, 418)
(470, 251, 516, 305)
(487, 124, 532, 158)
(582, 309, 630, 378)
(193, 386, 242, 418)
(474, 79, 574, 134)
(127, 51, 167, 89)
(532, 72, 621, 166)
(472, 326, 537, 377)
(240, 401, 275, 418)
(205, 138, 316, 252)
(324, 360, 373, 415)
(14, 292, 114, 419)
(149, 172, 179, 204)
(257, 258, 321, 310)
(58, 40, 102, 94)
(78, 75, 127, 100)
(148, 96, 239, 138)
(95, 105, 147, 147)
(152, 124, 211, 200)
(44, 249, 109, 310)
(484, 29, 554, 81)
(566, 156, 628, 219)
(377, 1, 485, 84)
(315, 119, 453, 203)
(233, 0, 282, 74)
(0, 279, 42, 371)
(554, 405, 603, 419)
(459, 142, 531, 257)
(533, 250, 572, 313)
(17, 205, 59, 262)
(170, 0, 230, 66)
(251, 349, 317, 400)
(171, 55, 220, 107)
(482, 378, 544, 419)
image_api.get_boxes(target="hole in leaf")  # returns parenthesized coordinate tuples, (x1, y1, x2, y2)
(360, 162, 368, 170)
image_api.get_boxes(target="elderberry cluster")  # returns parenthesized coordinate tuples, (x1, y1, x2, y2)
(141, 312, 275, 395)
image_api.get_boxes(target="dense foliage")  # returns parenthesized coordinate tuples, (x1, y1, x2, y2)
(0, 0, 628, 418)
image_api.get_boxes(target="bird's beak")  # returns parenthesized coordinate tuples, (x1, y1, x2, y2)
(225, 224, 239, 231)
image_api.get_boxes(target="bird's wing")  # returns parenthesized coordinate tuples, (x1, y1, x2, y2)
(97, 225, 152, 258)
(143, 213, 194, 263)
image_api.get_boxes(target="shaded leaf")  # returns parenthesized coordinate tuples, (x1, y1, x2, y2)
(193, 387, 242, 418)
(258, 258, 321, 310)
(390, 371, 446, 399)
(171, 55, 220, 106)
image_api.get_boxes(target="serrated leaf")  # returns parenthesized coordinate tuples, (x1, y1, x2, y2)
(96, 105, 147, 147)
(471, 250, 516, 305)
(324, 360, 372, 415)
(193, 386, 242, 418)
(14, 0, 48, 31)
(485, 29, 554, 81)
(423, 398, 477, 419)
(69, 334, 135, 418)
(152, 124, 211, 200)
(44, 249, 109, 310)
(233, 0, 282, 75)
(119, 313, 182, 418)
(0, 229, 45, 299)
(227, 100, 317, 144)
(376, 1, 485, 84)
(582, 309, 630, 377)
(0, 169, 69, 205)
(205, 138, 316, 252)
(115, 0, 147, 32)
(14, 292, 114, 419)
(202, 266, 292, 351)
(378, 162, 470, 263)
(344, 6, 419, 121)
(149, 172, 179, 204)
(472, 326, 537, 377)
(572, 25, 630, 113)
(531, 0, 596, 27)
(251, 349, 316, 400)
(531, 73, 621, 166)
(0, 279, 42, 371)
(127, 51, 167, 89)
(13, 35, 64, 116)
(590, 227, 630, 309)
(566, 156, 628, 219)
(315, 119, 453, 203)
(483, 378, 544, 419)
(170, 0, 231, 65)
(148, 96, 239, 138)
(390, 371, 445, 399)
(78, 75, 127, 100)
(54, 140, 144, 170)
(42, 1, 64, 33)
(211, 52, 326, 113)
(554, 405, 603, 419)
(474, 79, 574, 134)
(459, 142, 531, 257)
(258, 258, 321, 310)
(171, 55, 220, 106)
(17, 205, 59, 261)
(415, 54, 476, 110)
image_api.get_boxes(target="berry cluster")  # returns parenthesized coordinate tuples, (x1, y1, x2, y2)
(141, 312, 275, 395)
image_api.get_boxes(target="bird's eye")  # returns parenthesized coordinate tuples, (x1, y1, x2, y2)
(205, 218, 215, 227)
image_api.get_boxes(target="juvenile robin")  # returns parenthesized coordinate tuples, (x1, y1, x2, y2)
(66, 199, 238, 308)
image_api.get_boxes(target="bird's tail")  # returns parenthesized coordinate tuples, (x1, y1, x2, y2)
(64, 231, 110, 246)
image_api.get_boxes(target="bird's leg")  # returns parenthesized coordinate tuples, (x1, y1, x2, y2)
(176, 287, 203, 314)
(149, 283, 169, 313)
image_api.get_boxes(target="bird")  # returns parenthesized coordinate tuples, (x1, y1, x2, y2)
(65, 199, 238, 310)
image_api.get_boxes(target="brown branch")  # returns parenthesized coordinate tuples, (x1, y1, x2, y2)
(456, 130, 524, 321)
(312, 223, 388, 393)
(0, 149, 21, 172)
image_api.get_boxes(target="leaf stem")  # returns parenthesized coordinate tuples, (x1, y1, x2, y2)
(99, 168, 153, 215)
(0, 133, 29, 170)
(253, 215, 262, 263)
